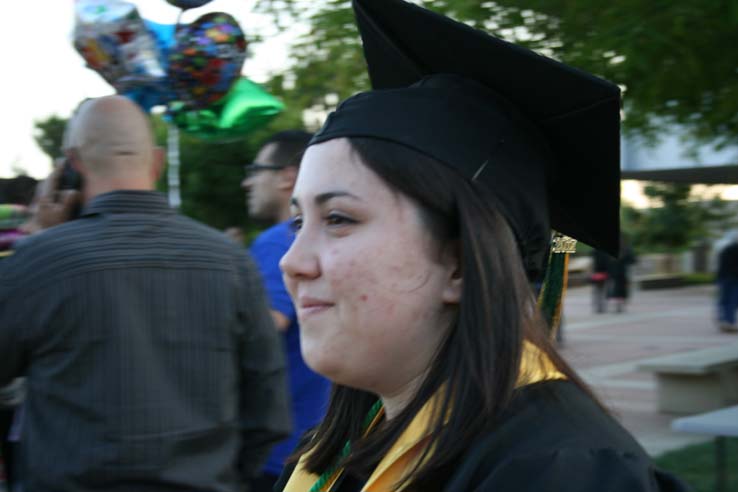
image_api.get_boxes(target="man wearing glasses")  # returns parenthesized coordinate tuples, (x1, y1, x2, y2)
(241, 131, 331, 491)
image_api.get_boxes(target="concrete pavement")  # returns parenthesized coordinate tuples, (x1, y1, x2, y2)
(558, 283, 736, 456)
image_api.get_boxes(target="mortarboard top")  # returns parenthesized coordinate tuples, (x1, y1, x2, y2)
(311, 0, 621, 275)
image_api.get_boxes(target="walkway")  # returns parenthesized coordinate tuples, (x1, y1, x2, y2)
(559, 283, 735, 456)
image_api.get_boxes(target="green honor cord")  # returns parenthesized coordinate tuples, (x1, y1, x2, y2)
(309, 399, 385, 492)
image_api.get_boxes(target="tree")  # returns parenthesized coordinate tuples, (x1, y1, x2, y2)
(33, 115, 68, 162)
(638, 183, 700, 250)
(151, 105, 307, 231)
(622, 183, 735, 252)
(255, 0, 738, 148)
(255, 1, 367, 116)
(479, 0, 738, 149)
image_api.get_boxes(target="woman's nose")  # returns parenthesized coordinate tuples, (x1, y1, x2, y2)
(280, 230, 321, 282)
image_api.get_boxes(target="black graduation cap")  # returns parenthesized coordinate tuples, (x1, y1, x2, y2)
(311, 0, 621, 274)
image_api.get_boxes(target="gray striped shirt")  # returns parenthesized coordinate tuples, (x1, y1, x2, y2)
(0, 190, 291, 491)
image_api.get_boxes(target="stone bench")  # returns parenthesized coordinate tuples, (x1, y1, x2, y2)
(637, 345, 738, 414)
(636, 274, 686, 290)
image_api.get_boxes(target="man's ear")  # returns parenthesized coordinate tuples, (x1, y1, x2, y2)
(151, 147, 166, 181)
(442, 241, 462, 304)
(278, 166, 298, 191)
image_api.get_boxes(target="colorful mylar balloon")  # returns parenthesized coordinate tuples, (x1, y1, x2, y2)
(0, 204, 29, 252)
(74, 0, 169, 102)
(169, 78, 284, 138)
(165, 0, 214, 9)
(0, 204, 29, 230)
(145, 20, 176, 58)
(168, 12, 247, 109)
(122, 20, 177, 111)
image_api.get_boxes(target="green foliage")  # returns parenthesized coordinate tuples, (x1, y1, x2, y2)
(654, 438, 738, 492)
(701, 194, 738, 232)
(620, 202, 645, 242)
(572, 241, 593, 256)
(255, 0, 738, 148)
(487, 0, 738, 148)
(255, 0, 367, 116)
(151, 109, 307, 231)
(682, 272, 716, 285)
(152, 117, 250, 230)
(639, 183, 699, 250)
(33, 115, 67, 161)
(621, 183, 735, 252)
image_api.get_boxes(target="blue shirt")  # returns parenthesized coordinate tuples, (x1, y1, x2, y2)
(250, 221, 331, 476)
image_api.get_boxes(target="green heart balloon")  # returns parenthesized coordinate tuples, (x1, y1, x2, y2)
(169, 78, 284, 138)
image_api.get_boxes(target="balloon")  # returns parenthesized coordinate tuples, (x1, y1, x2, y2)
(122, 20, 177, 111)
(123, 86, 172, 112)
(168, 12, 247, 109)
(169, 78, 284, 138)
(0, 204, 29, 230)
(74, 0, 169, 101)
(145, 20, 176, 57)
(165, 0, 213, 9)
(0, 231, 24, 252)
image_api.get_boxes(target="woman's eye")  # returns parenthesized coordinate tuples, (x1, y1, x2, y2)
(289, 213, 355, 232)
(289, 216, 303, 232)
(325, 213, 356, 227)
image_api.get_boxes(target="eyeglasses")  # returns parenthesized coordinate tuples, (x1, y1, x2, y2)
(244, 163, 285, 176)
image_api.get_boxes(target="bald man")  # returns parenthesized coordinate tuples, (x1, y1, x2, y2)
(0, 96, 291, 491)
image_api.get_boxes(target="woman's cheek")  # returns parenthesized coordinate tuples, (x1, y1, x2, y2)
(301, 323, 345, 375)
(327, 256, 373, 299)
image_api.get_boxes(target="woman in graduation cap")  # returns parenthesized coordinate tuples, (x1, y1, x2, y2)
(274, 1, 688, 491)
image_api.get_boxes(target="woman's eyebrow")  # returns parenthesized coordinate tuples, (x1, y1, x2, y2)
(291, 191, 363, 208)
(315, 191, 362, 205)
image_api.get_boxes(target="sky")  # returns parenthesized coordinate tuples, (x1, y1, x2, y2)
(0, 0, 300, 179)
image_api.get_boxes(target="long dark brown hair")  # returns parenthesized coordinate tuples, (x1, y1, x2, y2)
(293, 137, 593, 490)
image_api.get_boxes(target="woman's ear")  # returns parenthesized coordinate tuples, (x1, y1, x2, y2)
(442, 241, 462, 304)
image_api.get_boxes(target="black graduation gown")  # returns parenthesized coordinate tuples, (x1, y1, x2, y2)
(276, 380, 688, 492)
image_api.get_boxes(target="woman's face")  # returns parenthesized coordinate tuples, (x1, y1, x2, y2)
(280, 138, 460, 398)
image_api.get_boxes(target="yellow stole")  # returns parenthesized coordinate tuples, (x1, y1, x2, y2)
(283, 341, 565, 492)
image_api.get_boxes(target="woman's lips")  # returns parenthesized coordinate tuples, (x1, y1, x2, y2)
(298, 297, 334, 318)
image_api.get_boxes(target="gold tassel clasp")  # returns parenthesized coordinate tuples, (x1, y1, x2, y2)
(551, 234, 577, 254)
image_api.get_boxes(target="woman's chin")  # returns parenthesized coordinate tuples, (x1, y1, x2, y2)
(302, 348, 341, 381)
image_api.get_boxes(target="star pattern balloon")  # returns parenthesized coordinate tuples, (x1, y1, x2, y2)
(168, 12, 248, 109)
(165, 0, 213, 9)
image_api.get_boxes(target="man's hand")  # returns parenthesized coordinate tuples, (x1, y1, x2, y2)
(270, 310, 290, 332)
(18, 162, 81, 235)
